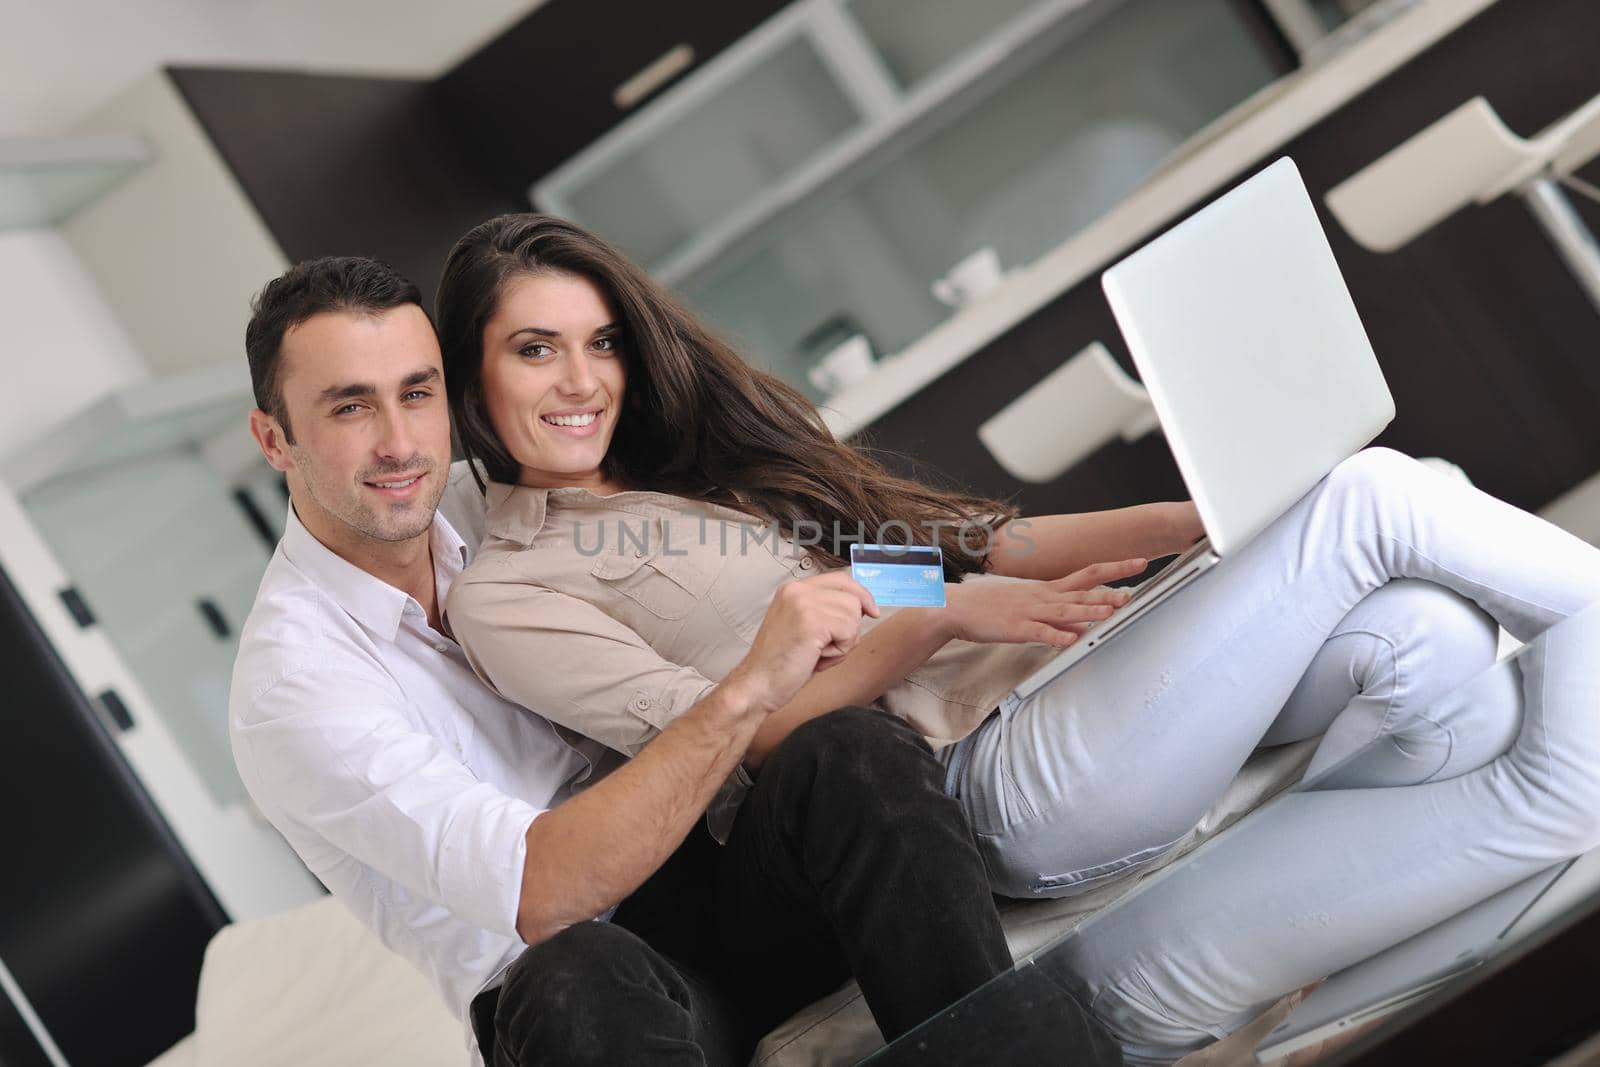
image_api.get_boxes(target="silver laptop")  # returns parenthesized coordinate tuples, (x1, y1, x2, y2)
(1255, 845, 1600, 1061)
(1012, 157, 1395, 700)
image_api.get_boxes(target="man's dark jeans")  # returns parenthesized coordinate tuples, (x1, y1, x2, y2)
(472, 706, 1120, 1065)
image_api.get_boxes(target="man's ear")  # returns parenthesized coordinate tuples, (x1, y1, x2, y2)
(249, 409, 294, 473)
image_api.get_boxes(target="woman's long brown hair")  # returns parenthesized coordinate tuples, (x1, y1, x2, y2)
(436, 213, 1017, 579)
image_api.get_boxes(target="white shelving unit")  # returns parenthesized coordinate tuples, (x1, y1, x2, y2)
(531, 0, 1285, 401)
(534, 0, 1117, 287)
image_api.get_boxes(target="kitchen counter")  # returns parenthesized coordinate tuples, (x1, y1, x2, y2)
(817, 0, 1499, 440)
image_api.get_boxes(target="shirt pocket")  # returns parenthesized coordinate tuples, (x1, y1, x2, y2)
(705, 528, 826, 642)
(589, 516, 716, 620)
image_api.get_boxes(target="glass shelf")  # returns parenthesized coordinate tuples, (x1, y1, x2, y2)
(0, 133, 151, 229)
(844, 0, 1050, 89)
(560, 33, 867, 268)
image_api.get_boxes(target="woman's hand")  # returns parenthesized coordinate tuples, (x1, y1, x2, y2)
(727, 571, 880, 713)
(939, 558, 1149, 648)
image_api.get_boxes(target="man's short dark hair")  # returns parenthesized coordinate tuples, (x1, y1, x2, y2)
(245, 257, 423, 443)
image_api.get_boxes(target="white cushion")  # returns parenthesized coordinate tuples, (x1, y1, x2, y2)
(191, 896, 462, 1066)
(145, 1034, 196, 1067)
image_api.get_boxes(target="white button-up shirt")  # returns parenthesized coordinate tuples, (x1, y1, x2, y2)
(230, 478, 603, 1063)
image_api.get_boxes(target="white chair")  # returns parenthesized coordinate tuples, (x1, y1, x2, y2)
(1325, 92, 1600, 313)
(1326, 93, 1600, 547)
(977, 341, 1160, 484)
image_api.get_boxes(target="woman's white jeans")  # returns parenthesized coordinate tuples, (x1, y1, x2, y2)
(938, 447, 1600, 1063)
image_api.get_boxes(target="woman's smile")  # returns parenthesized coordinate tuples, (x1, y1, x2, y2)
(539, 407, 606, 437)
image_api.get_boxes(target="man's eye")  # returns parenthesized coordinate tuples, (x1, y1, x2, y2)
(334, 403, 362, 416)
(403, 390, 431, 402)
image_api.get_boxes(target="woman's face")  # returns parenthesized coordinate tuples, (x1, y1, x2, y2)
(480, 271, 628, 491)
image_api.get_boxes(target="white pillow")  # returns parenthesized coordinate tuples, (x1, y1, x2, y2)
(192, 896, 461, 1066)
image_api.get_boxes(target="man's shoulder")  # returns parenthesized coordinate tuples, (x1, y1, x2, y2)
(231, 552, 390, 718)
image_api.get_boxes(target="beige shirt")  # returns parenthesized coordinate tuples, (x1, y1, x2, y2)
(447, 481, 1061, 776)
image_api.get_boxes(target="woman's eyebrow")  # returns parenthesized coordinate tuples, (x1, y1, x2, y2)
(506, 323, 621, 341)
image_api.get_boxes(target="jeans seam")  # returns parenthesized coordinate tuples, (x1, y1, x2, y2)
(1414, 713, 1456, 783)
(1364, 529, 1565, 634)
(1022, 831, 1188, 893)
(1330, 624, 1403, 739)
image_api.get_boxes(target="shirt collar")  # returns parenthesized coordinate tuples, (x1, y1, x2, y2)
(484, 481, 551, 548)
(281, 504, 469, 642)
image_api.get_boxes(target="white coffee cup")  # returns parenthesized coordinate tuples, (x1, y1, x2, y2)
(931, 246, 1005, 308)
(806, 334, 876, 395)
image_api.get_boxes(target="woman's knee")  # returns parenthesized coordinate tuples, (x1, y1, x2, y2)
(1328, 446, 1417, 487)
(1363, 578, 1499, 681)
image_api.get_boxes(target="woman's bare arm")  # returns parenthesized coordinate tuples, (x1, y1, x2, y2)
(741, 558, 1146, 769)
(986, 502, 1203, 581)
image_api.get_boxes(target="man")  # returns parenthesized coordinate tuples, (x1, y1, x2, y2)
(228, 256, 1120, 1066)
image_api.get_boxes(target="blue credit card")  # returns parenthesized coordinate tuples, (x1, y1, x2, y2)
(849, 544, 947, 607)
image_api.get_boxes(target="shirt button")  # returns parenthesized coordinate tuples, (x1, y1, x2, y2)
(799, 557, 814, 570)
(632, 696, 651, 711)
(434, 643, 449, 653)
(634, 548, 645, 558)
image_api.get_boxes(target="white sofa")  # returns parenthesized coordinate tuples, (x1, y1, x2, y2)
(146, 739, 1316, 1067)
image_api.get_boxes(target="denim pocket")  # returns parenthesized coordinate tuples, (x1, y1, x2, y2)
(1027, 835, 1185, 895)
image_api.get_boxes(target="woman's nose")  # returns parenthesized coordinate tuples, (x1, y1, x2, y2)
(557, 352, 597, 395)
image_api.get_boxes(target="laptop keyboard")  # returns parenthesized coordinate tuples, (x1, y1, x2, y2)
(1076, 536, 1214, 642)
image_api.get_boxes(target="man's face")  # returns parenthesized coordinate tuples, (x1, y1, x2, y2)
(252, 305, 451, 553)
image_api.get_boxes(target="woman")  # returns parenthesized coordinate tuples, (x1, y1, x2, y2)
(437, 213, 1600, 1062)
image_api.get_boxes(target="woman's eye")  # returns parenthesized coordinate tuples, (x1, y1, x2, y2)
(518, 343, 552, 359)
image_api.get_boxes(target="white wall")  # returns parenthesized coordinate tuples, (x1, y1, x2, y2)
(64, 71, 290, 376)
(0, 229, 150, 456)
(0, 0, 545, 137)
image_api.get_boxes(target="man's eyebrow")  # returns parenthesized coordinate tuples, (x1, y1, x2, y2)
(316, 367, 439, 405)
(318, 381, 376, 405)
